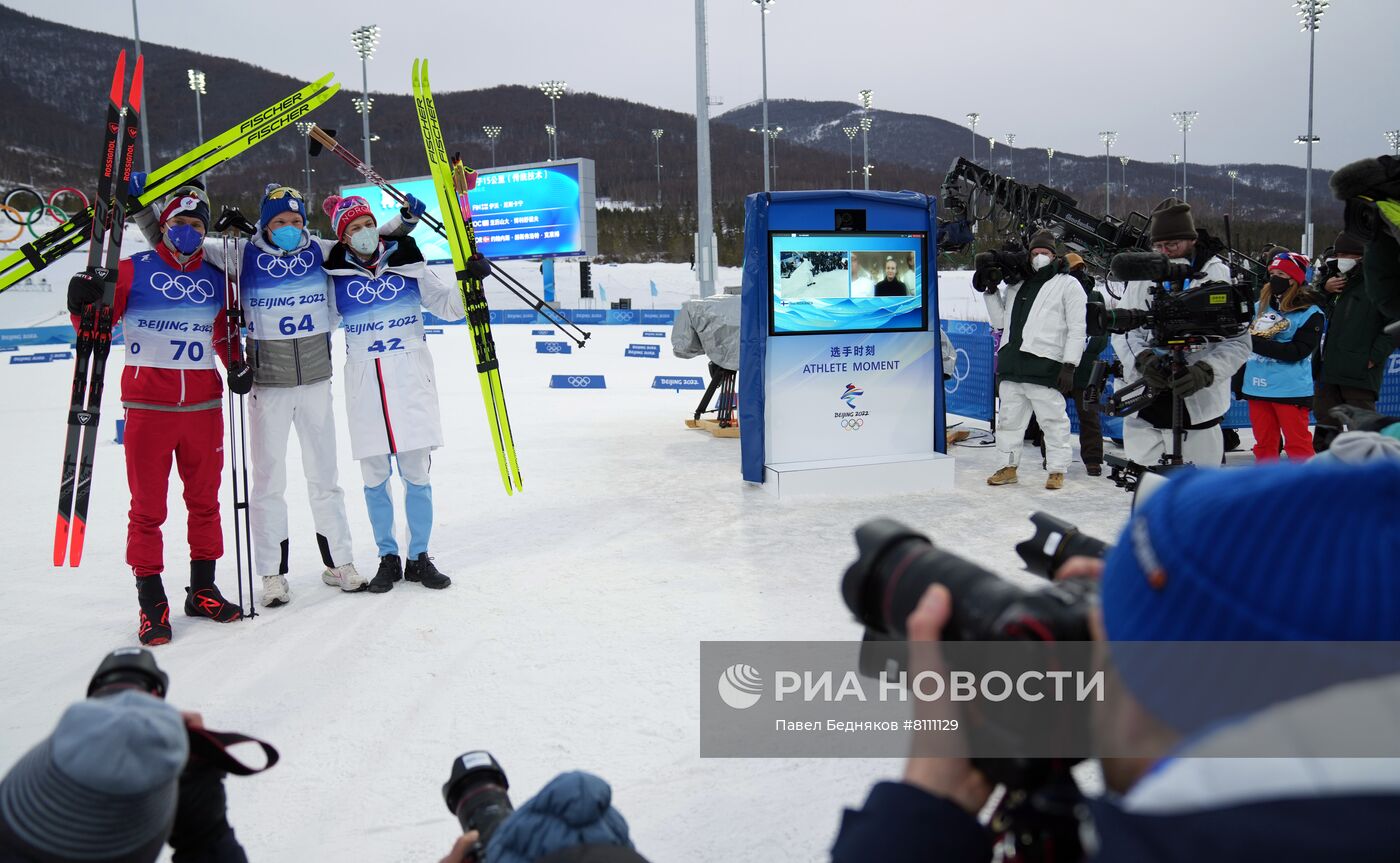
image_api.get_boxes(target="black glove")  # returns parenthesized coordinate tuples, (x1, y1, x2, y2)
(1169, 362, 1214, 398)
(66, 269, 106, 316)
(1134, 349, 1171, 390)
(464, 253, 492, 281)
(1330, 404, 1400, 432)
(212, 206, 257, 236)
(227, 363, 254, 395)
(1056, 363, 1076, 395)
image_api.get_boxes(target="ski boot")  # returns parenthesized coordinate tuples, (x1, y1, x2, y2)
(184, 560, 243, 623)
(136, 574, 172, 646)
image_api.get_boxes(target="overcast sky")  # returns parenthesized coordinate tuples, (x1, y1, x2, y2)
(9, 0, 1398, 170)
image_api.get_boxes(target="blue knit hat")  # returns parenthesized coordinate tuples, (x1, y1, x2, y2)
(487, 772, 636, 863)
(1102, 460, 1400, 734)
(260, 183, 308, 229)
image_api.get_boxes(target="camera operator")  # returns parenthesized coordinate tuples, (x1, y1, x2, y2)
(1065, 253, 1110, 475)
(1312, 232, 1395, 452)
(830, 459, 1400, 863)
(979, 230, 1087, 490)
(1111, 198, 1247, 466)
(1330, 155, 1400, 321)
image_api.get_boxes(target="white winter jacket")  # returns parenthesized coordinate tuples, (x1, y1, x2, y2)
(1111, 254, 1249, 421)
(982, 271, 1088, 366)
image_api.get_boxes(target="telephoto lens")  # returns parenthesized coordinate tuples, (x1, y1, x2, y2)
(443, 751, 514, 851)
(87, 647, 170, 698)
(1014, 512, 1111, 580)
(842, 518, 1094, 642)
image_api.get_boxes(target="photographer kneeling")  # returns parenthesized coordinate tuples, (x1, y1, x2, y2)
(1111, 199, 1246, 466)
(978, 230, 1087, 490)
(830, 459, 1400, 862)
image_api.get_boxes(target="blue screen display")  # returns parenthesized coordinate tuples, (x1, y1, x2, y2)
(769, 232, 927, 335)
(342, 162, 586, 264)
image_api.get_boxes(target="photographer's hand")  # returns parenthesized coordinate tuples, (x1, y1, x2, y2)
(901, 586, 992, 816)
(439, 830, 481, 863)
(1324, 275, 1347, 294)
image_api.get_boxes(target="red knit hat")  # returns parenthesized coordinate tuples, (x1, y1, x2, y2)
(322, 195, 374, 241)
(1267, 252, 1309, 286)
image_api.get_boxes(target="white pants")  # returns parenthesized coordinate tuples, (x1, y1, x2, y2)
(249, 380, 354, 577)
(996, 381, 1071, 472)
(1124, 415, 1224, 466)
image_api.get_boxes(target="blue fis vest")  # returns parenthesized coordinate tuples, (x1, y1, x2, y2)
(241, 241, 331, 340)
(122, 250, 223, 369)
(330, 264, 427, 361)
(1243, 305, 1323, 399)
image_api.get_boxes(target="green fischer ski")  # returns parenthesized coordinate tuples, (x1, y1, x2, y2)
(0, 73, 339, 293)
(411, 58, 522, 494)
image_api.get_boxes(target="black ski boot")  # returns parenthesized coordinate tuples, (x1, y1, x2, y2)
(368, 554, 402, 594)
(136, 574, 172, 646)
(404, 553, 451, 590)
(183, 560, 243, 623)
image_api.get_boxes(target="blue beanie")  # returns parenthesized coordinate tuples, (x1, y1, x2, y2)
(1102, 460, 1400, 735)
(487, 772, 634, 863)
(260, 183, 308, 229)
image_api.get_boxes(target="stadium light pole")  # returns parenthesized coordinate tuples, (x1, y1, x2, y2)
(186, 69, 206, 146)
(539, 81, 567, 161)
(130, 0, 151, 171)
(1170, 153, 1180, 195)
(1227, 169, 1239, 220)
(1099, 131, 1118, 215)
(352, 95, 374, 166)
(1386, 130, 1400, 157)
(295, 122, 315, 201)
(1005, 133, 1016, 177)
(483, 125, 502, 168)
(1296, 0, 1327, 257)
(546, 124, 556, 161)
(749, 126, 783, 189)
(859, 89, 873, 190)
(966, 112, 980, 162)
(1171, 110, 1198, 203)
(751, 0, 776, 192)
(842, 126, 858, 188)
(351, 24, 379, 166)
(1120, 156, 1129, 202)
(1045, 147, 1054, 186)
(652, 129, 665, 205)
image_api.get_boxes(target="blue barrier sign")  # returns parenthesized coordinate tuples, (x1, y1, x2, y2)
(653, 375, 705, 391)
(10, 354, 53, 364)
(624, 344, 661, 359)
(535, 341, 573, 354)
(532, 329, 556, 336)
(0, 346, 16, 352)
(642, 331, 666, 338)
(424, 328, 445, 335)
(638, 309, 676, 324)
(549, 374, 606, 389)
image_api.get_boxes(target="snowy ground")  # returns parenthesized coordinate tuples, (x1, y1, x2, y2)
(0, 243, 1225, 861)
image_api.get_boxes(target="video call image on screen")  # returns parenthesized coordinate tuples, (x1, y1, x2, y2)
(770, 232, 926, 335)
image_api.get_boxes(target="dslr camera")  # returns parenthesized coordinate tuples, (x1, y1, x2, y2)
(443, 751, 515, 861)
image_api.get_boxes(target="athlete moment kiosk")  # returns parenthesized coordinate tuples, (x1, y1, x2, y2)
(738, 190, 953, 497)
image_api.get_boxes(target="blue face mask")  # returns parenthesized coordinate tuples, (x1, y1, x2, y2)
(165, 223, 204, 255)
(269, 225, 304, 252)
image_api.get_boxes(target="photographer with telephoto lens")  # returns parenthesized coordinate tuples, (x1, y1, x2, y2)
(1111, 199, 1247, 467)
(831, 459, 1400, 862)
(978, 230, 1087, 490)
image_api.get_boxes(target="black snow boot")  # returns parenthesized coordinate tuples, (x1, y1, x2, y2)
(183, 560, 243, 623)
(368, 554, 402, 594)
(136, 574, 172, 646)
(404, 553, 451, 590)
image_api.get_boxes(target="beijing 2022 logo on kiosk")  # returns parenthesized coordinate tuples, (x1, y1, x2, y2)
(836, 382, 869, 431)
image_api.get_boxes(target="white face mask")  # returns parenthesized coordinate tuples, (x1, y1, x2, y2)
(1031, 254, 1052, 271)
(1337, 257, 1358, 273)
(348, 228, 379, 256)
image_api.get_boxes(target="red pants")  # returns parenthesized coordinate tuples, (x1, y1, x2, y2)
(125, 407, 224, 577)
(1248, 400, 1313, 462)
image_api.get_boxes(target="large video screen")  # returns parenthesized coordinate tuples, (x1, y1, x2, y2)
(769, 231, 927, 336)
(341, 158, 596, 264)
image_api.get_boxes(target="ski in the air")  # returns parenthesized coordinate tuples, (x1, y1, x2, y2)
(0, 72, 340, 294)
(55, 51, 143, 567)
(411, 58, 523, 494)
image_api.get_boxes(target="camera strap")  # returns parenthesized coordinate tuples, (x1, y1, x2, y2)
(187, 727, 280, 776)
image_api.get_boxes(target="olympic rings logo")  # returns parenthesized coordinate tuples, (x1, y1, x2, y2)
(948, 321, 978, 336)
(944, 347, 972, 395)
(840, 418, 865, 431)
(346, 274, 407, 304)
(614, 310, 634, 322)
(150, 272, 216, 302)
(542, 343, 563, 353)
(255, 251, 314, 278)
(566, 376, 592, 387)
